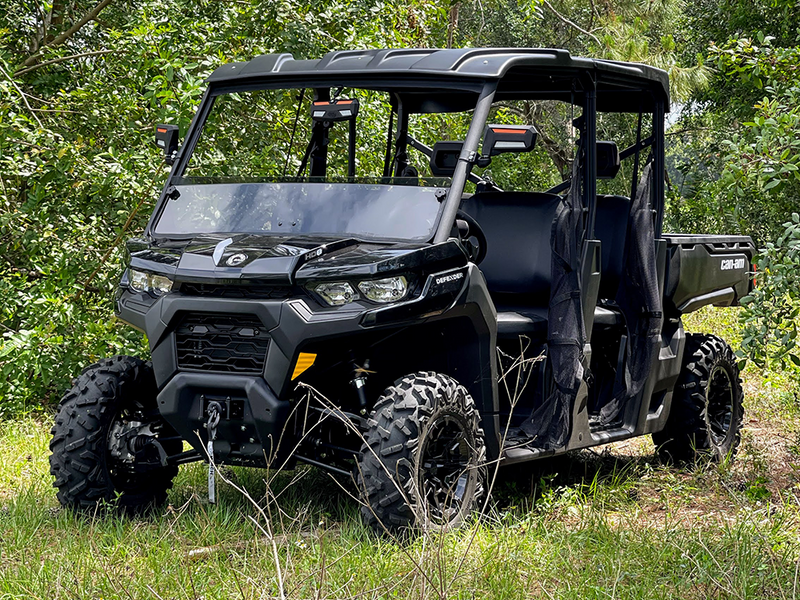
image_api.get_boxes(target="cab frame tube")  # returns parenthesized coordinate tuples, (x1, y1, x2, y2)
(433, 82, 498, 244)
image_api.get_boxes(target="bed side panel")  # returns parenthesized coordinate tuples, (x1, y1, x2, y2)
(663, 234, 755, 314)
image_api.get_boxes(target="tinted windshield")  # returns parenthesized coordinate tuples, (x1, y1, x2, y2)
(154, 180, 446, 241)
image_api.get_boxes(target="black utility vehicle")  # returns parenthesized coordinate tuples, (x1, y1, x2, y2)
(50, 48, 754, 532)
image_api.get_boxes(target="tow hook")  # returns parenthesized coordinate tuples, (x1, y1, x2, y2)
(206, 401, 222, 503)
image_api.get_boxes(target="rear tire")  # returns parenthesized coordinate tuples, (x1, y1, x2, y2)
(653, 334, 744, 463)
(357, 372, 486, 534)
(49, 356, 181, 512)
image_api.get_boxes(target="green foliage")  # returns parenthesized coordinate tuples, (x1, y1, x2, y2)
(717, 91, 800, 245)
(666, 28, 800, 238)
(678, 0, 800, 117)
(0, 0, 445, 414)
(678, 36, 800, 373)
(669, 79, 800, 245)
(739, 215, 800, 373)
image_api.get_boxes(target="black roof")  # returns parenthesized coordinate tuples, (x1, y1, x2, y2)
(206, 48, 670, 113)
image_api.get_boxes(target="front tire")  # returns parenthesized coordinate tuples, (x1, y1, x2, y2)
(49, 356, 181, 512)
(653, 334, 744, 463)
(357, 372, 486, 534)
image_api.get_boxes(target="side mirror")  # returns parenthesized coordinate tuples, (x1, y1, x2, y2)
(155, 124, 179, 165)
(310, 98, 360, 122)
(481, 125, 537, 160)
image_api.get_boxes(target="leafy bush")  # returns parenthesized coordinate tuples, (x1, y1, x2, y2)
(0, 0, 446, 415)
(694, 36, 800, 373)
(739, 215, 800, 372)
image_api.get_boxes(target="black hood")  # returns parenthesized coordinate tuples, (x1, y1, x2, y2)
(126, 234, 467, 284)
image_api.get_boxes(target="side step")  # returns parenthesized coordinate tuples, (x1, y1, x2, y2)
(588, 414, 623, 433)
(500, 422, 635, 465)
(502, 444, 556, 465)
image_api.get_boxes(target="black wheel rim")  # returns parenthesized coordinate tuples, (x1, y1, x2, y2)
(706, 365, 734, 447)
(418, 413, 473, 525)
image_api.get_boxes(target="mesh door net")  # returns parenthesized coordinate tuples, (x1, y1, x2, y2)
(599, 162, 663, 425)
(519, 160, 586, 448)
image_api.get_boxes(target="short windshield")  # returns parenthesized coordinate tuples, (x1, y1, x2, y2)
(154, 179, 446, 241)
(151, 80, 660, 242)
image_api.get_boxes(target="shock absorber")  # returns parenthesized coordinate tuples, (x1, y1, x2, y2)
(350, 358, 372, 413)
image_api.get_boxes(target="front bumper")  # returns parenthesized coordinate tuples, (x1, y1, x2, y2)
(117, 291, 368, 465)
(159, 371, 291, 466)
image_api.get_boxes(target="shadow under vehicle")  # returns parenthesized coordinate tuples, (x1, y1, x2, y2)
(49, 48, 754, 532)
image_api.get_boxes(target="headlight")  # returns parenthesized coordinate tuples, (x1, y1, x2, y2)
(127, 269, 173, 296)
(358, 276, 408, 303)
(129, 269, 149, 293)
(149, 274, 174, 296)
(314, 282, 357, 306)
(313, 276, 408, 306)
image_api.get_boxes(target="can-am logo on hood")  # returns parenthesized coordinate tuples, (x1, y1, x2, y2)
(226, 253, 248, 266)
(211, 238, 248, 267)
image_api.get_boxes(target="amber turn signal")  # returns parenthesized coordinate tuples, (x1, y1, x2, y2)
(291, 352, 317, 380)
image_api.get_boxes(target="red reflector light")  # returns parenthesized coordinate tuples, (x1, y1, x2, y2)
(313, 100, 355, 106)
(491, 127, 527, 134)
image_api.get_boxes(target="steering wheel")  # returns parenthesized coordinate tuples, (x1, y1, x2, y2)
(455, 209, 488, 265)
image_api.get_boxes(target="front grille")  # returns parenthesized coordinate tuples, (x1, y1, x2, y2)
(175, 313, 269, 373)
(179, 283, 293, 300)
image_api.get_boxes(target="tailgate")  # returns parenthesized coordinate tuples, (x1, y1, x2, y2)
(663, 234, 755, 314)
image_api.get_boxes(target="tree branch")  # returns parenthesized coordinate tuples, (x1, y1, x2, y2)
(496, 100, 572, 178)
(540, 0, 602, 48)
(588, 0, 601, 25)
(0, 65, 43, 128)
(447, 4, 460, 49)
(45, 0, 71, 45)
(16, 0, 115, 70)
(15, 49, 113, 76)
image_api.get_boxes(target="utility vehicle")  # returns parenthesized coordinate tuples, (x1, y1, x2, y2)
(50, 48, 754, 532)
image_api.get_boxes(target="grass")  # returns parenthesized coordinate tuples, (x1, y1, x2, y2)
(0, 309, 799, 599)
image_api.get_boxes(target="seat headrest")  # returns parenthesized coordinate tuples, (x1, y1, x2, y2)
(430, 141, 463, 177)
(597, 141, 620, 179)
